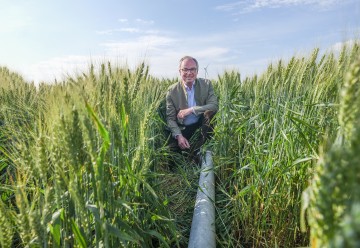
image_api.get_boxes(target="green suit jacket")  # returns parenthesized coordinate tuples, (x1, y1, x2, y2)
(166, 78, 218, 137)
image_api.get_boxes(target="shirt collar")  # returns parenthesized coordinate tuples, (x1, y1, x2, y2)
(183, 80, 196, 90)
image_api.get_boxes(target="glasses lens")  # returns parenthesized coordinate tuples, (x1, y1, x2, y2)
(181, 68, 197, 73)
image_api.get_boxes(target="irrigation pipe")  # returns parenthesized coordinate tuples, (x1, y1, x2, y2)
(188, 150, 216, 248)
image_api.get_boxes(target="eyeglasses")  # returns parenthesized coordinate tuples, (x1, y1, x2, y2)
(180, 68, 197, 73)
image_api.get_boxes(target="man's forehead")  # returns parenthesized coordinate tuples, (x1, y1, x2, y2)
(182, 59, 196, 65)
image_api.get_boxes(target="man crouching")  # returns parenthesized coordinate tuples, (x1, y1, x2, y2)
(166, 56, 218, 161)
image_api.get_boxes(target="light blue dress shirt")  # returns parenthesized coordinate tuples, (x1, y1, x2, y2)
(183, 82, 200, 126)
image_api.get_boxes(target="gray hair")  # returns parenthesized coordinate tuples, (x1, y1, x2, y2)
(179, 56, 199, 70)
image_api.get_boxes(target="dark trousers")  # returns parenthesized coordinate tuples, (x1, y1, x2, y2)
(167, 110, 216, 156)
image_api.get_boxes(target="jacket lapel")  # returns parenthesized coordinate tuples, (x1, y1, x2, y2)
(194, 79, 201, 105)
(179, 82, 188, 108)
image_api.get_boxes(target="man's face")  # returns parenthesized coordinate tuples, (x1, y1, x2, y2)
(179, 58, 198, 85)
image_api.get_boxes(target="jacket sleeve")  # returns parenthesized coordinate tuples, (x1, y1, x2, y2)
(166, 88, 182, 137)
(193, 80, 218, 115)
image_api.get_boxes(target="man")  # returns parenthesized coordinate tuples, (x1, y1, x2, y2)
(166, 56, 218, 157)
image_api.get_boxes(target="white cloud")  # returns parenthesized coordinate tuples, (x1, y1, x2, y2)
(96, 29, 118, 35)
(135, 18, 155, 25)
(216, 0, 344, 13)
(96, 27, 159, 35)
(118, 18, 128, 23)
(100, 35, 176, 54)
(97, 18, 158, 36)
(118, 28, 141, 33)
(330, 39, 358, 54)
(16, 35, 177, 84)
(20, 55, 92, 83)
(18, 32, 235, 84)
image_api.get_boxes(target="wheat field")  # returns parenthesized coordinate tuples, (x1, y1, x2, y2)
(0, 42, 359, 247)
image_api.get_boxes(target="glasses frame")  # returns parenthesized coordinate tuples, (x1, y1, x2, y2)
(180, 67, 198, 73)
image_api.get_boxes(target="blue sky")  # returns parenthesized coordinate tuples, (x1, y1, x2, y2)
(0, 0, 359, 84)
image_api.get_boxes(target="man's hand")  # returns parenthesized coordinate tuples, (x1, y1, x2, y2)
(177, 134, 190, 150)
(177, 108, 193, 119)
